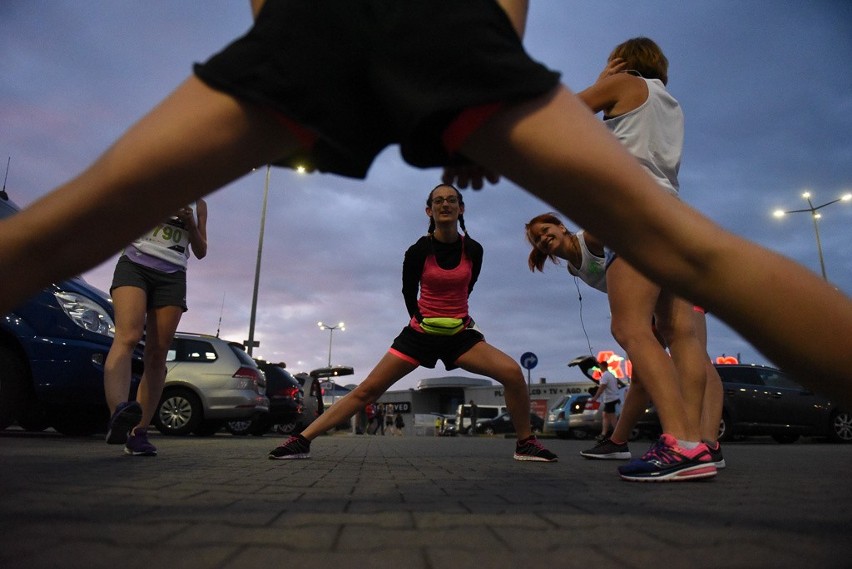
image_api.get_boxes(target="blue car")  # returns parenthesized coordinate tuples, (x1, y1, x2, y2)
(0, 191, 142, 435)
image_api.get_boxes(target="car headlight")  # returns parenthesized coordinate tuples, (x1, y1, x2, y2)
(54, 291, 115, 337)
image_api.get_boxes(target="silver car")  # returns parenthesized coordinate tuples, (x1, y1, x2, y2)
(153, 332, 269, 436)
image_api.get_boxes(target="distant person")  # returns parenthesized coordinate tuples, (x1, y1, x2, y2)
(104, 200, 208, 456)
(469, 400, 479, 435)
(269, 184, 557, 461)
(588, 360, 620, 441)
(0, 0, 849, 429)
(393, 412, 405, 436)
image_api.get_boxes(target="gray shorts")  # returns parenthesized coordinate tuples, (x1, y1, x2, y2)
(110, 256, 188, 311)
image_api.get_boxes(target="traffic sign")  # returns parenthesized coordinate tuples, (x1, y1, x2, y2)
(520, 352, 538, 370)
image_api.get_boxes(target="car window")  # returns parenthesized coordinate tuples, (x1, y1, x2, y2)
(167, 339, 218, 362)
(550, 396, 569, 411)
(757, 368, 802, 391)
(717, 366, 761, 386)
(228, 343, 256, 367)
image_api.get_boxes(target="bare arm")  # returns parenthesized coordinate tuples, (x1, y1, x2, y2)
(182, 198, 208, 260)
(577, 59, 647, 116)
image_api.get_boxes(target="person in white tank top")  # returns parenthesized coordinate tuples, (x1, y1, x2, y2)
(103, 200, 208, 456)
(576, 38, 714, 481)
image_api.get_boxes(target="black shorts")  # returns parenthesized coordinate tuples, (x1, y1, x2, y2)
(389, 326, 484, 370)
(110, 256, 188, 311)
(603, 400, 619, 414)
(194, 0, 561, 178)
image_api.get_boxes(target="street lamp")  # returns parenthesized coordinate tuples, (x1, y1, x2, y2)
(773, 191, 851, 281)
(245, 165, 305, 355)
(317, 321, 345, 367)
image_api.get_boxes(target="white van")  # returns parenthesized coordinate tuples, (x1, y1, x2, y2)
(455, 404, 507, 434)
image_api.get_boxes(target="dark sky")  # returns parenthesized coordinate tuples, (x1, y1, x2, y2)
(2, 1, 850, 388)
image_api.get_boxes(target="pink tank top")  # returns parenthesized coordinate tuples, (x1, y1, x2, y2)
(410, 243, 471, 331)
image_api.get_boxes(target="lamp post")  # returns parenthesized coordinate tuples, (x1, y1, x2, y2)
(317, 321, 345, 367)
(245, 165, 305, 355)
(773, 191, 851, 281)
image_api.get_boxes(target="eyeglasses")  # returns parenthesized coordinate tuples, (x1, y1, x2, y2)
(431, 196, 459, 205)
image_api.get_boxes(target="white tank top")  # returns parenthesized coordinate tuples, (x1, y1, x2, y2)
(127, 203, 195, 270)
(566, 230, 607, 293)
(604, 78, 683, 196)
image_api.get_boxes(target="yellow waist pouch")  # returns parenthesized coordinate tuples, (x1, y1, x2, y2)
(420, 317, 465, 336)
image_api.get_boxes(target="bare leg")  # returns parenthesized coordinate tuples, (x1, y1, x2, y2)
(298, 352, 417, 441)
(104, 287, 147, 412)
(610, 375, 651, 444)
(460, 85, 852, 404)
(454, 342, 532, 440)
(606, 258, 697, 440)
(695, 310, 724, 442)
(135, 305, 184, 432)
(655, 294, 707, 440)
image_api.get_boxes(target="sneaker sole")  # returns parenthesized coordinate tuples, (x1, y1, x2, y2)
(714, 458, 727, 469)
(268, 453, 310, 460)
(513, 453, 557, 462)
(123, 448, 157, 457)
(581, 451, 631, 460)
(620, 463, 717, 482)
(106, 404, 143, 445)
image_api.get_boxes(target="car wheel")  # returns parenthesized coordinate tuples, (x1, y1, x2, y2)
(531, 425, 542, 434)
(556, 431, 569, 439)
(717, 412, 732, 442)
(226, 419, 253, 436)
(484, 426, 495, 435)
(154, 388, 202, 436)
(828, 410, 852, 443)
(572, 429, 589, 440)
(772, 433, 800, 444)
(274, 422, 296, 435)
(0, 344, 32, 430)
(628, 427, 641, 441)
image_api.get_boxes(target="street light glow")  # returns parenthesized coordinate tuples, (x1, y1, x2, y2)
(318, 321, 345, 367)
(772, 189, 851, 281)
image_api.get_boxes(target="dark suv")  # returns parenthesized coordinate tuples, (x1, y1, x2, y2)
(0, 191, 143, 435)
(226, 360, 303, 436)
(637, 363, 852, 443)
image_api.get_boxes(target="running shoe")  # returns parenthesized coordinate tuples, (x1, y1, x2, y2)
(268, 434, 311, 460)
(124, 428, 157, 456)
(513, 436, 558, 462)
(106, 401, 142, 445)
(581, 438, 631, 460)
(618, 434, 717, 482)
(705, 440, 726, 469)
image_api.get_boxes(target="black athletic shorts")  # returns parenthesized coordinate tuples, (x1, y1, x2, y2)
(389, 325, 484, 370)
(193, 0, 561, 178)
(110, 256, 188, 312)
(603, 400, 619, 414)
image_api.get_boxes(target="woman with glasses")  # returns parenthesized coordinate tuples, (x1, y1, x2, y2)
(269, 183, 556, 462)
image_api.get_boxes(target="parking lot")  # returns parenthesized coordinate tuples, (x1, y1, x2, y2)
(1, 430, 850, 569)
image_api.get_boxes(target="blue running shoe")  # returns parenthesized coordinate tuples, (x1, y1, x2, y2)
(618, 434, 717, 482)
(106, 401, 142, 445)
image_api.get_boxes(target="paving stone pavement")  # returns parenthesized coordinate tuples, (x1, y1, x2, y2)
(1, 430, 850, 569)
